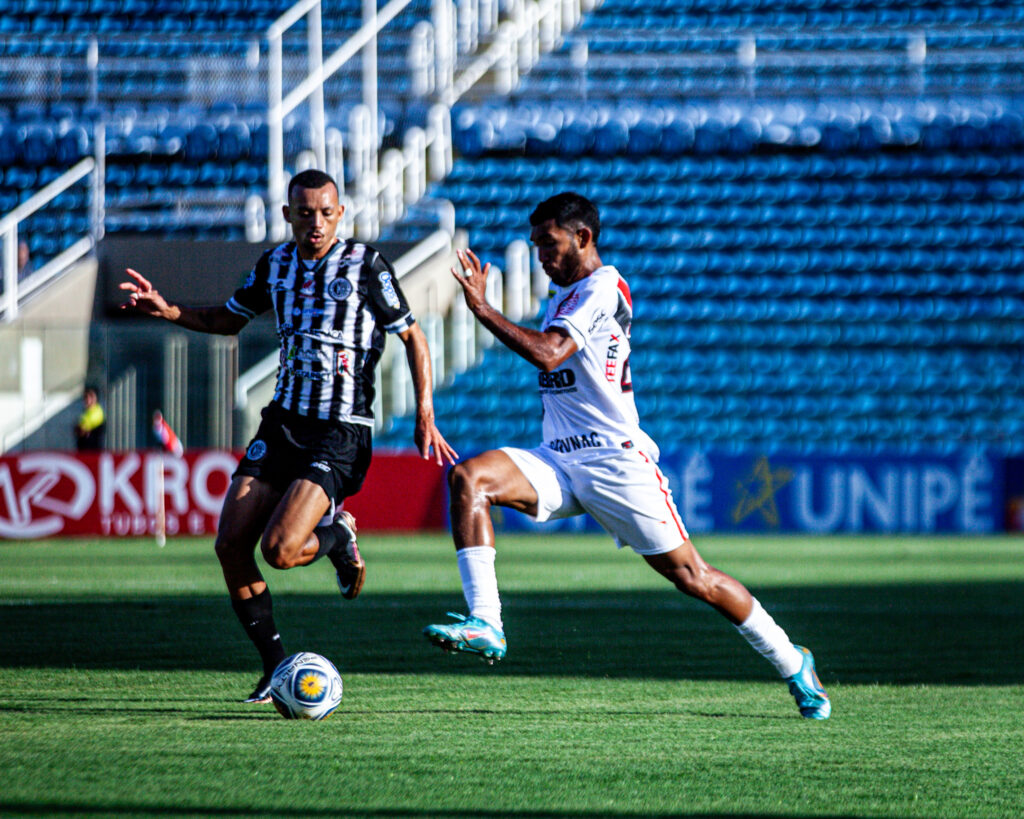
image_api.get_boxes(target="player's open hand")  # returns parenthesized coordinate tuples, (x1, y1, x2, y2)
(451, 248, 490, 311)
(415, 417, 459, 467)
(119, 268, 172, 318)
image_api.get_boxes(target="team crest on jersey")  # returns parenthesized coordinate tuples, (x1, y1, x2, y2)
(336, 350, 352, 376)
(327, 278, 353, 300)
(246, 440, 268, 461)
(555, 291, 580, 317)
(378, 271, 401, 308)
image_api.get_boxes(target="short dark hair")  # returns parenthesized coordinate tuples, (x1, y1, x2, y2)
(287, 169, 338, 200)
(529, 192, 600, 244)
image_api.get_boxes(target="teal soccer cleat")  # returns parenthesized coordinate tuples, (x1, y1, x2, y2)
(423, 612, 507, 663)
(785, 645, 831, 719)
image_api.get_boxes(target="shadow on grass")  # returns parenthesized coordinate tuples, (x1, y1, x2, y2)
(1, 582, 1022, 685)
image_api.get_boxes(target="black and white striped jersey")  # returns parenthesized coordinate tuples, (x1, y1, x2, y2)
(226, 238, 415, 424)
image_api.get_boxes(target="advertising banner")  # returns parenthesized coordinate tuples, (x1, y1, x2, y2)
(497, 449, 1004, 536)
(0, 450, 447, 539)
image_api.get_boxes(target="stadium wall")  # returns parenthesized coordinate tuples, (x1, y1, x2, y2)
(1, 449, 1023, 539)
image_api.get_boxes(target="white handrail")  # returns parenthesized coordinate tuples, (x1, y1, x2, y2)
(1, 157, 97, 323)
(0, 157, 95, 234)
(267, 0, 415, 240)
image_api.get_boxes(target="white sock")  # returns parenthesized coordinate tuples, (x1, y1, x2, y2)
(457, 546, 502, 630)
(735, 598, 804, 678)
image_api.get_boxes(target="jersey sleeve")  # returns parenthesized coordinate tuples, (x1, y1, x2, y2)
(365, 249, 415, 333)
(546, 273, 614, 352)
(226, 249, 273, 321)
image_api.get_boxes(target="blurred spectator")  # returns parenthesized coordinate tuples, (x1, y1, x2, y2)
(74, 386, 106, 451)
(17, 239, 32, 279)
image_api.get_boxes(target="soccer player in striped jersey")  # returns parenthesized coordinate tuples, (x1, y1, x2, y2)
(121, 169, 457, 703)
(423, 192, 829, 719)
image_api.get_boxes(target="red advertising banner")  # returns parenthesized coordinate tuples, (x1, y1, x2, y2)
(0, 450, 448, 539)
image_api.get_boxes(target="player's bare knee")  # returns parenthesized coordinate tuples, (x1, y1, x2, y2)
(449, 461, 489, 506)
(260, 529, 302, 570)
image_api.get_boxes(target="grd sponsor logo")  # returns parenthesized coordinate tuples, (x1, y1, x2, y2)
(538, 369, 576, 391)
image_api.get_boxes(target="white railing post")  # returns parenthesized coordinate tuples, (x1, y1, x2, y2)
(362, 0, 379, 175)
(1, 231, 16, 321)
(433, 0, 456, 100)
(457, 0, 479, 55)
(504, 239, 531, 320)
(479, 0, 498, 34)
(390, 348, 411, 416)
(340, 193, 356, 238)
(409, 21, 436, 96)
(495, 22, 518, 94)
(421, 313, 445, 385)
(532, 245, 548, 304)
(403, 126, 428, 204)
(325, 126, 345, 191)
(245, 194, 266, 242)
(349, 104, 373, 183)
(267, 24, 286, 240)
(380, 148, 405, 224)
(308, 0, 326, 170)
(91, 118, 105, 241)
(450, 290, 476, 373)
(426, 103, 453, 181)
(479, 266, 503, 349)
(538, 0, 558, 56)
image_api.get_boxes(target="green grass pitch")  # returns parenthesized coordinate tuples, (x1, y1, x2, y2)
(1, 532, 1023, 818)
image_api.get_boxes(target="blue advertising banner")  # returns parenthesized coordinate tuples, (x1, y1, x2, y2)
(495, 449, 1003, 535)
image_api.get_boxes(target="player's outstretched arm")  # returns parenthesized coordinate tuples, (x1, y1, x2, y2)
(452, 248, 577, 371)
(119, 268, 248, 335)
(398, 323, 458, 467)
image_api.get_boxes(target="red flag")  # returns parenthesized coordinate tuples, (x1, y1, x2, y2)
(152, 411, 183, 457)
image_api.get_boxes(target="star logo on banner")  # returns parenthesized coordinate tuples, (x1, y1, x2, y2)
(731, 455, 794, 527)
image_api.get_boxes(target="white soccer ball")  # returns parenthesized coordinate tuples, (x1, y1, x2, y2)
(269, 652, 344, 720)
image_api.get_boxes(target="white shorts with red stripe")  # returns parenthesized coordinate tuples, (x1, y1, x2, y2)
(500, 445, 689, 555)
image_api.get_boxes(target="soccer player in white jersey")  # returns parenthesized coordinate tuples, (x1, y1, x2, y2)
(121, 170, 457, 703)
(423, 192, 830, 719)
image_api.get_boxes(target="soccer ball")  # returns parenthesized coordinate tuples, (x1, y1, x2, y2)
(269, 652, 344, 720)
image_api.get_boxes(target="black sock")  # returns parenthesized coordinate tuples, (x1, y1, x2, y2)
(230, 589, 286, 678)
(311, 520, 352, 563)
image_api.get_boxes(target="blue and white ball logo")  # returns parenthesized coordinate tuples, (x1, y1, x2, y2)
(327, 278, 352, 301)
(246, 440, 268, 461)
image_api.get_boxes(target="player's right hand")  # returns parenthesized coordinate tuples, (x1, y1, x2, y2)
(119, 268, 170, 317)
(451, 248, 490, 311)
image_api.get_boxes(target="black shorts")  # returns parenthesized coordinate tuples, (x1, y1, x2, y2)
(233, 402, 372, 505)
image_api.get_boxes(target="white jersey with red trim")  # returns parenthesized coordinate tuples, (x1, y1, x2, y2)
(539, 265, 658, 461)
